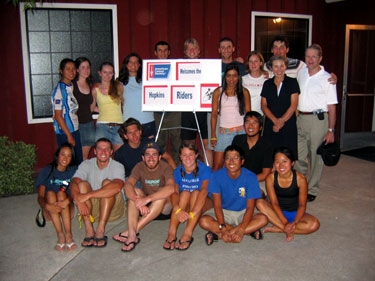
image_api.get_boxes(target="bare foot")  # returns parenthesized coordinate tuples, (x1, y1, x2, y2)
(263, 225, 282, 233)
(286, 232, 294, 242)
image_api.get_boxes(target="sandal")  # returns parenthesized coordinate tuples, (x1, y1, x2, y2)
(81, 236, 94, 247)
(112, 232, 139, 243)
(163, 238, 177, 250)
(250, 229, 263, 240)
(176, 237, 194, 251)
(55, 243, 65, 252)
(205, 231, 218, 246)
(66, 242, 77, 251)
(93, 236, 108, 248)
(121, 238, 141, 252)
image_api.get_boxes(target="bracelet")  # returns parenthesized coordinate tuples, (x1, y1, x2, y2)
(175, 208, 182, 215)
(210, 138, 217, 141)
(189, 212, 195, 219)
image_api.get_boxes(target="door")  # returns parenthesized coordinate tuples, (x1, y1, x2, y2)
(340, 25, 375, 151)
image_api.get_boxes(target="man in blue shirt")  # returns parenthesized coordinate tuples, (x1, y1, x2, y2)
(199, 145, 267, 245)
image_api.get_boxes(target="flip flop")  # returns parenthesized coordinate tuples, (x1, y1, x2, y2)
(176, 237, 194, 251)
(93, 236, 108, 248)
(121, 238, 141, 252)
(112, 232, 139, 243)
(36, 209, 46, 227)
(205, 231, 218, 246)
(163, 238, 177, 250)
(66, 242, 77, 251)
(81, 236, 95, 247)
(250, 229, 263, 240)
(55, 243, 65, 252)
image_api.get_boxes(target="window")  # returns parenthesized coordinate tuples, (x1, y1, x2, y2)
(20, 3, 118, 123)
(251, 11, 312, 62)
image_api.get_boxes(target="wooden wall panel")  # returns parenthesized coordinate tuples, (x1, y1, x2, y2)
(1, 0, 374, 169)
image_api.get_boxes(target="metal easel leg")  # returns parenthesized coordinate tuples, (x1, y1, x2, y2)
(155, 111, 165, 142)
(193, 110, 209, 166)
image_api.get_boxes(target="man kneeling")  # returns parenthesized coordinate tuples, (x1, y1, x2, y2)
(199, 145, 268, 244)
(114, 142, 175, 252)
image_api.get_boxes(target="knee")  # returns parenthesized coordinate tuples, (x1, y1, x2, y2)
(198, 215, 210, 229)
(78, 181, 91, 193)
(311, 218, 320, 233)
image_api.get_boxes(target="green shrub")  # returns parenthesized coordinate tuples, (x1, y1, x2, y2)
(0, 136, 37, 196)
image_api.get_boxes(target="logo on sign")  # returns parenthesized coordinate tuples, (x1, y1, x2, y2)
(148, 63, 171, 79)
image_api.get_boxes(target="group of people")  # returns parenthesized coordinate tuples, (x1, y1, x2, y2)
(37, 35, 337, 252)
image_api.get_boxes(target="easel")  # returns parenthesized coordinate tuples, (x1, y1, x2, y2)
(155, 110, 209, 166)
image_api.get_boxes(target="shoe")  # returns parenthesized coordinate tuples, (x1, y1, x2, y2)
(121, 238, 141, 252)
(81, 236, 95, 247)
(205, 231, 218, 246)
(307, 194, 317, 202)
(163, 238, 177, 250)
(55, 243, 65, 252)
(113, 232, 139, 243)
(176, 237, 194, 251)
(66, 242, 77, 251)
(93, 236, 108, 248)
(250, 229, 263, 240)
(35, 209, 46, 228)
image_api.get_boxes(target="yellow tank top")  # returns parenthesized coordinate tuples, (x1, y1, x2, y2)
(96, 87, 123, 123)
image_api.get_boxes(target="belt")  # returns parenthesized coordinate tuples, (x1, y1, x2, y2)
(219, 125, 244, 134)
(299, 111, 315, 115)
(107, 123, 121, 127)
(298, 111, 327, 115)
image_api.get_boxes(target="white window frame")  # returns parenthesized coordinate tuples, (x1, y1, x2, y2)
(20, 2, 119, 124)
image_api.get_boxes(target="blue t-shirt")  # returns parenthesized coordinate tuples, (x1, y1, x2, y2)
(36, 165, 77, 195)
(208, 167, 261, 211)
(174, 161, 211, 192)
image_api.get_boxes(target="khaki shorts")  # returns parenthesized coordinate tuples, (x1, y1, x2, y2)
(204, 208, 246, 226)
(91, 192, 126, 222)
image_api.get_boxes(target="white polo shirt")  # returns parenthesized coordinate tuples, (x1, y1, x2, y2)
(297, 65, 338, 112)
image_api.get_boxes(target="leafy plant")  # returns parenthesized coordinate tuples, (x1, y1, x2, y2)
(6, 0, 47, 11)
(0, 136, 37, 196)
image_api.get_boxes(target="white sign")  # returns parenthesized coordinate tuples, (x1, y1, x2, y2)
(142, 59, 221, 112)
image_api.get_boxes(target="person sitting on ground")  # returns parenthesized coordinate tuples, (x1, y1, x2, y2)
(163, 143, 213, 251)
(199, 145, 268, 245)
(70, 138, 126, 248)
(256, 146, 320, 242)
(114, 117, 176, 179)
(36, 143, 78, 252)
(232, 111, 273, 196)
(114, 141, 175, 252)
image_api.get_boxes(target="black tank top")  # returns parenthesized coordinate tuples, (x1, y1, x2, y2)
(72, 80, 93, 123)
(274, 170, 299, 211)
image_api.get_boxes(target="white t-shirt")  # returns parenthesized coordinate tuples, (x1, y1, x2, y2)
(242, 73, 267, 114)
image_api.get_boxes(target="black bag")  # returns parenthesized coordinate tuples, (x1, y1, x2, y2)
(317, 141, 341, 166)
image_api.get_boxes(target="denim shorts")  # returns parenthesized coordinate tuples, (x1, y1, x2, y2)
(95, 123, 123, 145)
(215, 129, 244, 152)
(79, 120, 96, 146)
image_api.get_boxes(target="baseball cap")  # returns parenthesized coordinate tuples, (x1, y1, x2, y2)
(317, 141, 341, 166)
(142, 141, 161, 154)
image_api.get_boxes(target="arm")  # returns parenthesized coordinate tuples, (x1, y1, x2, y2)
(294, 172, 308, 225)
(280, 93, 298, 124)
(37, 185, 64, 214)
(210, 88, 221, 148)
(243, 88, 251, 112)
(257, 167, 272, 182)
(162, 152, 177, 169)
(123, 176, 139, 202)
(328, 73, 337, 85)
(323, 104, 336, 144)
(231, 199, 256, 242)
(91, 86, 99, 113)
(135, 177, 175, 208)
(261, 97, 278, 124)
(54, 109, 75, 146)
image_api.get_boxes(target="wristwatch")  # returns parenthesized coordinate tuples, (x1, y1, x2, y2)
(328, 128, 335, 133)
(219, 223, 226, 230)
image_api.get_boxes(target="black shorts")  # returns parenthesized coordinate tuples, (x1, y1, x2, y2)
(180, 112, 208, 140)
